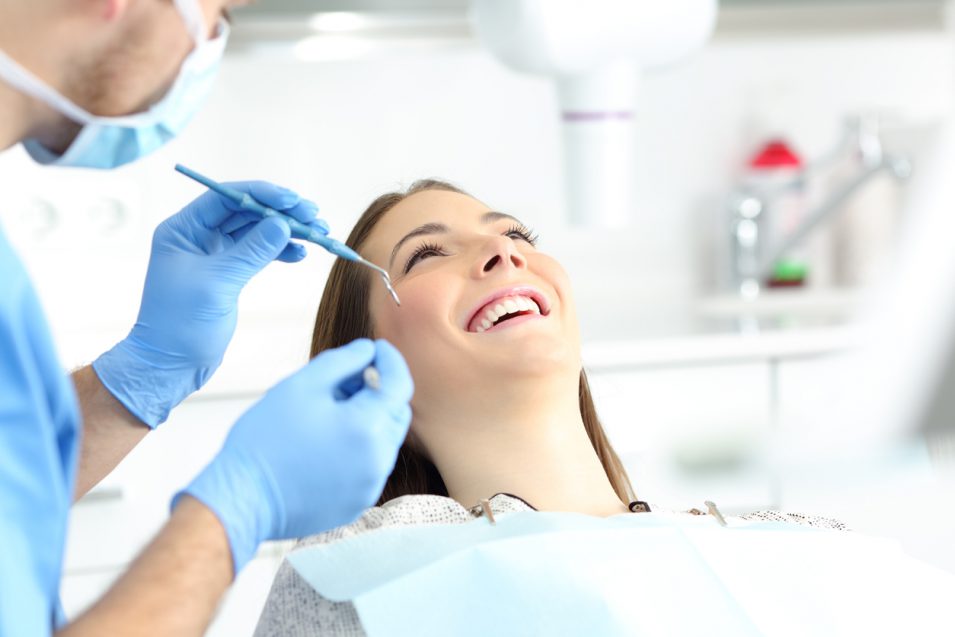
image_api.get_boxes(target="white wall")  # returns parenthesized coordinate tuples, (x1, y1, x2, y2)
(4, 14, 954, 633)
(2, 25, 952, 361)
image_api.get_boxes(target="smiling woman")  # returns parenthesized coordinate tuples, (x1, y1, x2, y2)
(310, 179, 633, 508)
(253, 180, 843, 637)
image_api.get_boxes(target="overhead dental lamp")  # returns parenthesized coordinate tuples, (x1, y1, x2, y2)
(470, 0, 718, 227)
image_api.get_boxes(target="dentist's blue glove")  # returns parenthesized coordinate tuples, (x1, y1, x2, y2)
(177, 339, 414, 574)
(93, 181, 329, 427)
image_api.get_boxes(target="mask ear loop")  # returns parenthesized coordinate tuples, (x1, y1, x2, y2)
(172, 0, 210, 44)
(0, 49, 95, 125)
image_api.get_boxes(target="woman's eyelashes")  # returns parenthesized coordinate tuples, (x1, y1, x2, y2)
(403, 241, 446, 273)
(402, 224, 539, 274)
(504, 223, 539, 246)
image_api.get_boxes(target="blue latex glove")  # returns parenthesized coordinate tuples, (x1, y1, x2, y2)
(93, 181, 329, 427)
(178, 338, 414, 573)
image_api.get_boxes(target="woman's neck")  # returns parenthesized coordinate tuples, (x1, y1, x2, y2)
(418, 374, 630, 518)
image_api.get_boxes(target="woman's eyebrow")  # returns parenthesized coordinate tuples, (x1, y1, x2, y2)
(387, 212, 523, 269)
(481, 211, 522, 225)
(390, 222, 449, 268)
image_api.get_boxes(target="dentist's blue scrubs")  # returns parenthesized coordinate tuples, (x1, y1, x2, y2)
(0, 225, 78, 634)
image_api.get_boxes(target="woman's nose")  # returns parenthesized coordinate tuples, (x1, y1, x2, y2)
(471, 235, 528, 278)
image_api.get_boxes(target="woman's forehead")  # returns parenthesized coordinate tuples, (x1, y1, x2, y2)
(364, 190, 488, 256)
(389, 190, 487, 229)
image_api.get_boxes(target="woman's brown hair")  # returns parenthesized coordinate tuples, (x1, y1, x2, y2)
(310, 179, 635, 505)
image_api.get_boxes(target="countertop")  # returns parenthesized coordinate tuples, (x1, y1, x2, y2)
(54, 290, 865, 397)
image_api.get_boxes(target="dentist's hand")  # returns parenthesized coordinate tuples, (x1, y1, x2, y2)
(178, 339, 414, 574)
(93, 181, 329, 427)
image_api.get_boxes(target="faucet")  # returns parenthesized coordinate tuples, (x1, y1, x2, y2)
(728, 115, 912, 298)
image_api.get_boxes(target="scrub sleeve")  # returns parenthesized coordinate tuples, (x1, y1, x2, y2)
(0, 223, 80, 635)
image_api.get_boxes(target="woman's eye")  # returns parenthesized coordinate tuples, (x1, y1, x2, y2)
(504, 224, 539, 246)
(404, 244, 445, 273)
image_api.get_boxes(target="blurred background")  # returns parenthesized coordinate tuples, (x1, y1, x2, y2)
(2, 0, 953, 632)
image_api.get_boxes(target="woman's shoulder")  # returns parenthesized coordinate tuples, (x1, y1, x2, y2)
(296, 496, 848, 551)
(649, 502, 850, 531)
(294, 493, 534, 550)
(253, 494, 535, 636)
(735, 509, 850, 530)
(254, 497, 847, 636)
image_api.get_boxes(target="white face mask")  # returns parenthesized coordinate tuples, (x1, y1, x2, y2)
(0, 0, 229, 170)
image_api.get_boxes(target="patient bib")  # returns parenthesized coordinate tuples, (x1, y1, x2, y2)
(288, 511, 955, 636)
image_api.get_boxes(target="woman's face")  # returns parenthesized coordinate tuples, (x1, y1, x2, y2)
(362, 189, 581, 414)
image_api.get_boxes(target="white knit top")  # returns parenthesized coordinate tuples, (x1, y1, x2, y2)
(253, 494, 847, 637)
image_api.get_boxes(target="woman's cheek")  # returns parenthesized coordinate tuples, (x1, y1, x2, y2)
(539, 253, 571, 287)
(378, 273, 449, 344)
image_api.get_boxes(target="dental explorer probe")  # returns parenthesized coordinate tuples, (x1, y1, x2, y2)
(174, 164, 400, 306)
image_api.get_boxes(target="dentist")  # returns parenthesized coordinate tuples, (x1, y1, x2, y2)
(0, 1, 413, 635)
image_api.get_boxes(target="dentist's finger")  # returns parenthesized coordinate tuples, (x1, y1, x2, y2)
(369, 339, 414, 404)
(346, 388, 412, 447)
(242, 181, 324, 227)
(220, 208, 329, 238)
(303, 339, 377, 388)
(277, 242, 308, 263)
(333, 368, 369, 401)
(219, 211, 258, 235)
(232, 180, 300, 211)
(219, 216, 290, 276)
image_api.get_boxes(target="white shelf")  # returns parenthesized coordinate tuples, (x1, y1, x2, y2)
(583, 324, 861, 371)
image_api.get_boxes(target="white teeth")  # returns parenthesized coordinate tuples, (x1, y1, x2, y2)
(471, 294, 544, 332)
(515, 295, 541, 314)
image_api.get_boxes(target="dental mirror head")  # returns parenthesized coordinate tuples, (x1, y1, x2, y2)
(358, 258, 401, 306)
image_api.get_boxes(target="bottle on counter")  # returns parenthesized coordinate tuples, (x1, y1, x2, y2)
(742, 138, 809, 288)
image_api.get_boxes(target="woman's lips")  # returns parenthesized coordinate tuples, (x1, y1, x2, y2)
(465, 286, 551, 333)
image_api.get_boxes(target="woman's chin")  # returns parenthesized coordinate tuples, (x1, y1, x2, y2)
(471, 331, 578, 377)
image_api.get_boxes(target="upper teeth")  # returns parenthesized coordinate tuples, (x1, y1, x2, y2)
(474, 295, 541, 332)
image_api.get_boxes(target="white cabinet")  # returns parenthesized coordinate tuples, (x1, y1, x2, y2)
(60, 549, 290, 635)
(58, 328, 857, 632)
(587, 362, 774, 513)
(64, 396, 255, 574)
(61, 394, 272, 633)
(774, 354, 849, 517)
(773, 352, 919, 523)
(61, 394, 294, 635)
(772, 353, 955, 574)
